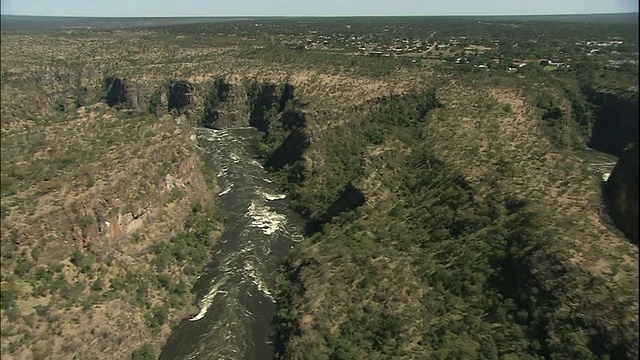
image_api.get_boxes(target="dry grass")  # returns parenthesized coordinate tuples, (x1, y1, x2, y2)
(3, 24, 636, 359)
(428, 81, 638, 330)
(0, 27, 420, 359)
(1, 32, 223, 357)
(0, 101, 215, 358)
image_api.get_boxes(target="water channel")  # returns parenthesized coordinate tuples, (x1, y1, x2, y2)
(160, 127, 305, 360)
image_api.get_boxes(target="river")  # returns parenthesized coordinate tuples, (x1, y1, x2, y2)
(157, 130, 620, 359)
(160, 127, 305, 360)
(578, 148, 619, 182)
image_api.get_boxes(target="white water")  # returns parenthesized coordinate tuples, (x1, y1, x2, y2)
(190, 275, 230, 321)
(247, 200, 287, 236)
(243, 261, 275, 302)
(581, 149, 618, 183)
(219, 184, 233, 196)
(161, 127, 305, 360)
(256, 189, 287, 201)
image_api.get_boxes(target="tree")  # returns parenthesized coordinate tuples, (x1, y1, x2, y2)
(131, 343, 156, 360)
(519, 61, 544, 76)
(201, 77, 231, 126)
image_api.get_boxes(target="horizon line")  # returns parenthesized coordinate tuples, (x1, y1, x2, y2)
(2, 11, 638, 19)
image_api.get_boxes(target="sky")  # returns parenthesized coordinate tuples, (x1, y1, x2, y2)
(1, 0, 638, 17)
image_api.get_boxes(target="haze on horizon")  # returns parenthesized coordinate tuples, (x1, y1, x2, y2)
(1, 0, 638, 18)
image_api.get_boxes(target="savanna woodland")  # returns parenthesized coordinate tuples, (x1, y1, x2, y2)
(1, 13, 638, 360)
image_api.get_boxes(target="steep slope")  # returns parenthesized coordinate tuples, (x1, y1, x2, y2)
(587, 89, 639, 157)
(269, 81, 639, 359)
(606, 143, 639, 245)
(0, 86, 224, 358)
(2, 21, 638, 360)
(426, 81, 638, 357)
(0, 29, 419, 358)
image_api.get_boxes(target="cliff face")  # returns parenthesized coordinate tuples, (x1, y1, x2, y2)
(272, 84, 639, 360)
(587, 89, 639, 156)
(168, 80, 197, 113)
(201, 79, 250, 129)
(243, 80, 309, 169)
(606, 143, 639, 244)
(247, 82, 279, 132)
(103, 76, 157, 112)
(1, 87, 221, 359)
(103, 77, 130, 108)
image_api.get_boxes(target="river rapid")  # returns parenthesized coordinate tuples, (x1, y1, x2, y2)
(157, 130, 620, 360)
(160, 127, 305, 360)
(579, 147, 619, 182)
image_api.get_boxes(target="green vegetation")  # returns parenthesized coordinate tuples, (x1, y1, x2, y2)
(146, 201, 224, 275)
(201, 77, 231, 127)
(266, 89, 637, 359)
(0, 69, 223, 356)
(532, 82, 593, 150)
(148, 88, 164, 114)
(245, 80, 309, 191)
(1, 13, 636, 360)
(131, 343, 156, 360)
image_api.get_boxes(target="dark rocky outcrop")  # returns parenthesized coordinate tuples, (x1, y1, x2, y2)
(103, 77, 130, 108)
(102, 76, 154, 111)
(200, 78, 250, 129)
(606, 143, 639, 244)
(245, 80, 308, 157)
(201, 78, 230, 128)
(168, 80, 196, 113)
(587, 89, 639, 156)
(267, 129, 309, 171)
(247, 82, 279, 132)
(245, 80, 300, 132)
(213, 86, 249, 128)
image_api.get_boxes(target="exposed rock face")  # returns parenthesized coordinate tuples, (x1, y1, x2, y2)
(102, 76, 154, 110)
(67, 154, 206, 259)
(210, 83, 250, 128)
(168, 80, 196, 113)
(248, 82, 279, 132)
(606, 143, 639, 244)
(587, 89, 639, 156)
(104, 77, 129, 108)
(200, 78, 250, 129)
(148, 88, 168, 116)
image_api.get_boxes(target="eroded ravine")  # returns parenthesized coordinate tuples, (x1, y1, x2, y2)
(160, 127, 305, 360)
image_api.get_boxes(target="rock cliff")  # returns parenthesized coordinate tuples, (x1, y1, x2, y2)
(606, 143, 639, 244)
(587, 89, 639, 156)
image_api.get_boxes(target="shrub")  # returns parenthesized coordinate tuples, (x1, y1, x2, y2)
(131, 343, 156, 360)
